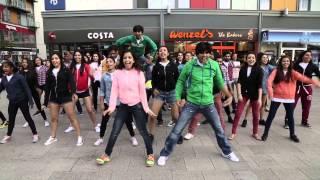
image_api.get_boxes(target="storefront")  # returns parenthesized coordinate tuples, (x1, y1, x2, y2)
(164, 28, 258, 57)
(0, 22, 36, 62)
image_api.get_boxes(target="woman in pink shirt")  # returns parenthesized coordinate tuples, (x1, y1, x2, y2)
(96, 50, 156, 167)
(261, 56, 320, 142)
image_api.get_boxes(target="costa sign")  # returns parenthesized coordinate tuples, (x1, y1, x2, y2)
(87, 32, 114, 40)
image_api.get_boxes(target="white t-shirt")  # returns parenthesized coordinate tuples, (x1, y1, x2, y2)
(52, 68, 60, 78)
(247, 67, 252, 77)
(76, 64, 81, 70)
(36, 66, 41, 72)
(6, 74, 13, 82)
(299, 62, 308, 70)
(160, 61, 169, 67)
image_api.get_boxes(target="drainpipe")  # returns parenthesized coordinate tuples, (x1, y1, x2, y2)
(160, 10, 165, 46)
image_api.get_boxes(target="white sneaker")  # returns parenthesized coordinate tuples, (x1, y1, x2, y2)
(64, 126, 75, 133)
(222, 152, 239, 162)
(95, 126, 100, 133)
(167, 121, 175, 127)
(131, 137, 138, 146)
(97, 123, 101, 127)
(184, 133, 194, 140)
(44, 136, 57, 146)
(197, 122, 201, 126)
(0, 136, 11, 144)
(132, 122, 136, 130)
(76, 136, 83, 146)
(22, 122, 29, 128)
(32, 135, 39, 143)
(157, 156, 168, 166)
(94, 138, 103, 146)
(44, 121, 50, 127)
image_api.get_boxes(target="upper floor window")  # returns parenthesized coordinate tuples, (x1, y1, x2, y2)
(2, 8, 10, 22)
(299, 0, 310, 11)
(148, 0, 175, 9)
(260, 0, 270, 10)
(218, 0, 231, 9)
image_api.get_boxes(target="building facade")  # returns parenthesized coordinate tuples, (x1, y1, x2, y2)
(0, 0, 37, 62)
(41, 0, 320, 64)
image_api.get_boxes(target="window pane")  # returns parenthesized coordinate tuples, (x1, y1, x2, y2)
(219, 0, 230, 9)
(178, 0, 190, 8)
(260, 0, 270, 10)
(299, 0, 309, 11)
(137, 0, 148, 8)
(148, 0, 175, 9)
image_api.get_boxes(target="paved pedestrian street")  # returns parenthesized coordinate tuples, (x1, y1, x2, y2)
(1, 90, 320, 180)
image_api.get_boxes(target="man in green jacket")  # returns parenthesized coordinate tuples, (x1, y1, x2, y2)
(157, 42, 239, 166)
(115, 25, 157, 66)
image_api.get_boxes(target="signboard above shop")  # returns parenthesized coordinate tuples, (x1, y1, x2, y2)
(45, 0, 66, 10)
(165, 29, 257, 41)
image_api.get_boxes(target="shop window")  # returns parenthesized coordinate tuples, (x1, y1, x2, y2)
(190, 0, 217, 9)
(148, 0, 175, 9)
(298, 0, 310, 11)
(0, 0, 6, 5)
(260, 0, 270, 10)
(218, 0, 231, 9)
(137, 0, 148, 8)
(20, 13, 27, 26)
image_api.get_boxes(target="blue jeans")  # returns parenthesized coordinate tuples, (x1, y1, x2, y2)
(104, 103, 153, 156)
(160, 102, 232, 156)
(137, 55, 148, 66)
(153, 89, 176, 104)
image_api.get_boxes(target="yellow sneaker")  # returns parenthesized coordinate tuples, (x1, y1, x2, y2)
(146, 154, 155, 167)
(96, 154, 111, 165)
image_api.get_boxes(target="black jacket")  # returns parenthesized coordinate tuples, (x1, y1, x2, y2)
(44, 66, 76, 106)
(19, 69, 39, 91)
(152, 60, 179, 91)
(293, 62, 320, 86)
(238, 65, 263, 100)
(0, 73, 33, 104)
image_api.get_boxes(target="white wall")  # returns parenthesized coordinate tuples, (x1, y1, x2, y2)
(66, 0, 133, 10)
(34, 0, 47, 59)
(311, 0, 320, 11)
(232, 0, 257, 10)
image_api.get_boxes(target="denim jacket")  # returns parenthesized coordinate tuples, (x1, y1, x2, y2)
(261, 64, 274, 94)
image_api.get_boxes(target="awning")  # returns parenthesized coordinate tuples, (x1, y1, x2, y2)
(261, 30, 320, 43)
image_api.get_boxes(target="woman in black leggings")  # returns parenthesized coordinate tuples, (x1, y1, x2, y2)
(0, 61, 38, 144)
(20, 58, 49, 127)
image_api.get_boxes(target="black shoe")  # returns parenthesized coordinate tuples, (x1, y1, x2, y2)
(259, 119, 266, 126)
(201, 120, 209, 125)
(228, 116, 233, 124)
(261, 134, 268, 141)
(290, 135, 300, 143)
(149, 134, 154, 144)
(241, 119, 247, 127)
(283, 119, 289, 129)
(177, 136, 183, 144)
(33, 110, 41, 116)
(301, 122, 311, 128)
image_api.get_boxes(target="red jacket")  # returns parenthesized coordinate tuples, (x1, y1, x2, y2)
(73, 64, 91, 92)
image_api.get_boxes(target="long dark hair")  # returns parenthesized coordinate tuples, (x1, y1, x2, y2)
(257, 52, 266, 66)
(33, 57, 43, 67)
(274, 56, 293, 84)
(294, 50, 312, 65)
(242, 52, 258, 68)
(21, 58, 33, 71)
(91, 52, 101, 65)
(70, 50, 86, 76)
(117, 50, 141, 71)
(49, 53, 65, 72)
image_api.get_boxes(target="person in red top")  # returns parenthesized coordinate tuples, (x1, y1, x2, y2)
(68, 51, 98, 133)
(261, 56, 320, 142)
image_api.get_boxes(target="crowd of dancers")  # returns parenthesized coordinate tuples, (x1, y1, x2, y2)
(1, 25, 320, 167)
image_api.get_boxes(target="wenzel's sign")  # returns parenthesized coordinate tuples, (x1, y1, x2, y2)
(169, 29, 213, 39)
(167, 29, 257, 41)
(87, 32, 114, 40)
